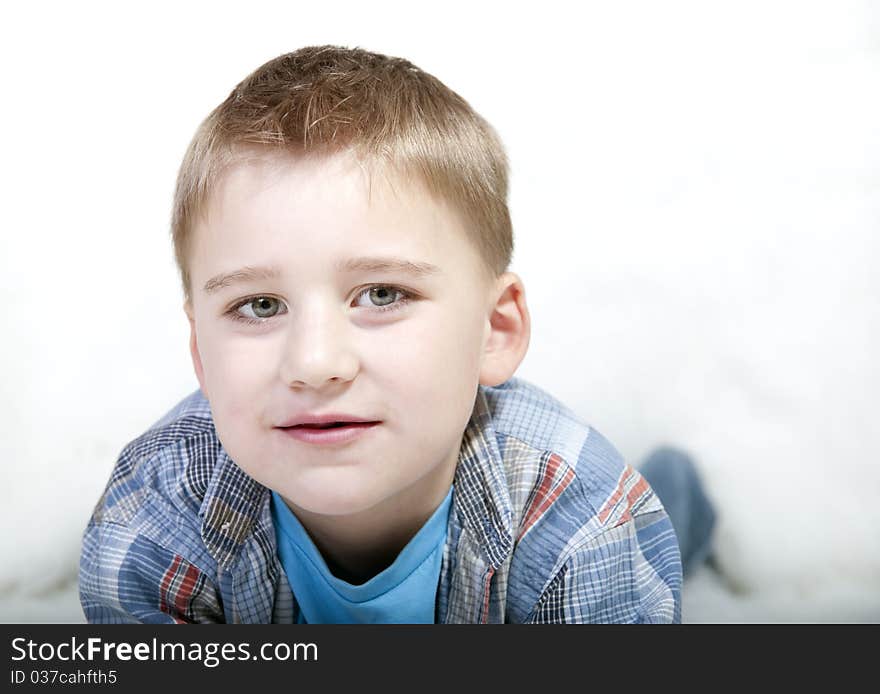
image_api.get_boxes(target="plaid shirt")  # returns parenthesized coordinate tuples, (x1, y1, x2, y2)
(80, 377, 681, 623)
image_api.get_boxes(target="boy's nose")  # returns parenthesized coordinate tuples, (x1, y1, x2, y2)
(279, 310, 359, 389)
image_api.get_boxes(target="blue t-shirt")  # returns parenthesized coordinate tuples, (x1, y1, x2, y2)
(270, 486, 454, 624)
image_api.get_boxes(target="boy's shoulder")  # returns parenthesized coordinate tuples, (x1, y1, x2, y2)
(90, 388, 221, 530)
(81, 389, 268, 623)
(473, 377, 679, 623)
(478, 376, 640, 516)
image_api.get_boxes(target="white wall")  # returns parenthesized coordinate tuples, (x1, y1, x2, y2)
(1, 0, 877, 622)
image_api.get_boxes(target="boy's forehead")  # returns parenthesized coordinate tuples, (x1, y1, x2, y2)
(210, 147, 432, 215)
(192, 148, 491, 289)
(201, 152, 449, 250)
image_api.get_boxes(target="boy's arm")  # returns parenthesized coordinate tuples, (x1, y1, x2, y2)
(525, 509, 682, 624)
(79, 520, 224, 624)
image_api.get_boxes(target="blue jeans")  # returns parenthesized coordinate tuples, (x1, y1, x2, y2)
(637, 446, 716, 578)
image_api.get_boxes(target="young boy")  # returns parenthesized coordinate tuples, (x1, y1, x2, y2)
(79, 45, 683, 623)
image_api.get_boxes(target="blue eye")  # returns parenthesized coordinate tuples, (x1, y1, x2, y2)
(354, 285, 413, 312)
(228, 296, 286, 325)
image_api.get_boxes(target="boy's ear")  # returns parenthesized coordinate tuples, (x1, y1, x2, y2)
(479, 272, 531, 387)
(184, 300, 208, 396)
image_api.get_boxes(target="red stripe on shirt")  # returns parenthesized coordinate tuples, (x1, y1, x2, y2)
(159, 554, 199, 622)
(598, 466, 652, 528)
(518, 454, 575, 542)
(598, 466, 634, 524)
(174, 562, 201, 619)
(158, 555, 182, 615)
(616, 475, 650, 527)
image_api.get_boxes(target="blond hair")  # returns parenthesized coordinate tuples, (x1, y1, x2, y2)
(171, 45, 513, 302)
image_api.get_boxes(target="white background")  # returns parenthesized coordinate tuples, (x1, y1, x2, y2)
(1, 0, 877, 622)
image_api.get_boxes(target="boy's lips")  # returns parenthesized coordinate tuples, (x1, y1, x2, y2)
(275, 412, 383, 445)
(276, 413, 381, 428)
(276, 420, 381, 445)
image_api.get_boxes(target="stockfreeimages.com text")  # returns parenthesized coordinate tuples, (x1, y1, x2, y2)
(11, 637, 317, 668)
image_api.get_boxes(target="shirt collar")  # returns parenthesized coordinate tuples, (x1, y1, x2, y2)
(450, 386, 515, 569)
(199, 441, 271, 570)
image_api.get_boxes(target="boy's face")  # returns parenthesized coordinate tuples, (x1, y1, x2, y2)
(185, 150, 514, 521)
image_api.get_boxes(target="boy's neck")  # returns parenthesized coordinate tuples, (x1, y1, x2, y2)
(281, 450, 458, 586)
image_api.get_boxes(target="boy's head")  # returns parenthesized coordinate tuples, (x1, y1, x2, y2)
(175, 46, 530, 523)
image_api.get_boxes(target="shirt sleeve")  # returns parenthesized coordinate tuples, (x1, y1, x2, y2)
(526, 508, 682, 623)
(79, 520, 224, 624)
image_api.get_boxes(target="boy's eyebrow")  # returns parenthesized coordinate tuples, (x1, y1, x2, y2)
(203, 257, 441, 295)
(336, 257, 442, 277)
(203, 265, 282, 295)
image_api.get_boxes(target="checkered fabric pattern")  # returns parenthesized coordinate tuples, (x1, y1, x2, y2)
(80, 377, 681, 623)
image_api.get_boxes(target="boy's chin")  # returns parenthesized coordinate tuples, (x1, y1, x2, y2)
(275, 486, 389, 519)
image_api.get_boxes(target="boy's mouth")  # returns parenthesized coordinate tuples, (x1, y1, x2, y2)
(276, 412, 380, 428)
(278, 420, 381, 445)
(290, 422, 376, 429)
